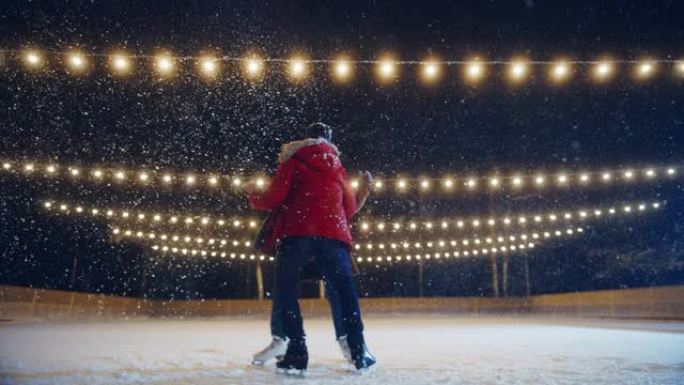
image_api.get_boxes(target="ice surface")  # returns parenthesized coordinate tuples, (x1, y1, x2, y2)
(1, 315, 683, 385)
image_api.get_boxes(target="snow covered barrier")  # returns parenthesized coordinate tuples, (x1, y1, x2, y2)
(2, 285, 684, 321)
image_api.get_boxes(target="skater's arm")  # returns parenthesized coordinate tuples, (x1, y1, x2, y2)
(247, 160, 295, 211)
(354, 171, 373, 214)
(341, 169, 358, 220)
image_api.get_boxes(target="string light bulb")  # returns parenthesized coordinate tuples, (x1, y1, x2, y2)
(465, 58, 485, 83)
(154, 53, 175, 77)
(22, 49, 44, 69)
(66, 51, 88, 74)
(421, 59, 440, 83)
(288, 56, 308, 80)
(508, 59, 529, 83)
(110, 52, 131, 75)
(198, 55, 219, 78)
(333, 57, 352, 81)
(243, 55, 264, 78)
(377, 57, 397, 82)
(550, 60, 571, 82)
(636, 60, 656, 79)
(594, 60, 614, 81)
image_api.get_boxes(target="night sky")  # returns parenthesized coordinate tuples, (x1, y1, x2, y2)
(0, 0, 682, 300)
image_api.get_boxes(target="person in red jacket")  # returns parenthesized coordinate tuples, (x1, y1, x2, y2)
(244, 123, 376, 374)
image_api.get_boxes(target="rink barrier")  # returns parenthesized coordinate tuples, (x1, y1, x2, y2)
(0, 285, 682, 321)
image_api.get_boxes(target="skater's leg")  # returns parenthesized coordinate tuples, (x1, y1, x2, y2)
(251, 273, 288, 365)
(323, 279, 346, 340)
(270, 277, 286, 339)
(312, 239, 364, 345)
(274, 237, 311, 340)
(274, 237, 312, 374)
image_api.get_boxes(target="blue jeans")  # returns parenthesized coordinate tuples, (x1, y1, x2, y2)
(274, 236, 365, 347)
(270, 278, 346, 340)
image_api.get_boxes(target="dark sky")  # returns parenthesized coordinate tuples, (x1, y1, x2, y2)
(0, 0, 682, 299)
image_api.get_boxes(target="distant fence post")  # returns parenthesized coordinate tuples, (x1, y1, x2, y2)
(256, 261, 264, 301)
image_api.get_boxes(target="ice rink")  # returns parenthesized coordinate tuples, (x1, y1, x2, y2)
(1, 315, 683, 385)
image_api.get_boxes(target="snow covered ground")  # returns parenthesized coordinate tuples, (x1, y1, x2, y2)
(1, 315, 683, 385)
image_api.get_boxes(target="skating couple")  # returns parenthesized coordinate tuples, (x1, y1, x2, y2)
(243, 123, 376, 375)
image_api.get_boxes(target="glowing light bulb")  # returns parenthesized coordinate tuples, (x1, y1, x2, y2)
(110, 53, 131, 74)
(397, 179, 407, 190)
(534, 175, 545, 186)
(70, 168, 79, 176)
(374, 180, 383, 189)
(139, 172, 149, 182)
(551, 61, 570, 82)
(676, 61, 684, 77)
(645, 169, 656, 178)
(115, 171, 125, 180)
(466, 178, 477, 189)
(232, 177, 242, 186)
(594, 60, 613, 80)
(421, 60, 440, 82)
(66, 51, 87, 73)
(443, 178, 454, 189)
(624, 170, 634, 180)
(667, 168, 676, 175)
(465, 59, 485, 82)
(489, 177, 500, 187)
(350, 179, 360, 189)
(557, 174, 568, 184)
(333, 58, 352, 81)
(162, 174, 172, 183)
(154, 54, 175, 76)
(636, 61, 655, 78)
(579, 174, 590, 183)
(420, 180, 430, 190)
(186, 175, 196, 185)
(46, 165, 56, 174)
(208, 176, 218, 186)
(244, 56, 264, 78)
(288, 57, 307, 79)
(377, 58, 397, 81)
(508, 60, 528, 82)
(199, 56, 219, 77)
(23, 50, 45, 69)
(512, 176, 523, 187)
(602, 172, 612, 181)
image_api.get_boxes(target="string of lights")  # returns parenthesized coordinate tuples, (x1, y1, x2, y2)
(110, 225, 582, 251)
(149, 241, 540, 264)
(4, 160, 679, 196)
(354, 242, 539, 264)
(6, 48, 684, 84)
(41, 199, 660, 233)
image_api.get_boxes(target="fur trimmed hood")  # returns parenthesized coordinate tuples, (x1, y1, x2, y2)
(278, 138, 340, 163)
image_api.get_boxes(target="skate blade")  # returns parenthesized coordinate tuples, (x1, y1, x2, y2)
(251, 359, 265, 366)
(352, 363, 377, 375)
(276, 367, 307, 377)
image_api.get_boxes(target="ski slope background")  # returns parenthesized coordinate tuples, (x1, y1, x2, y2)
(1, 315, 683, 385)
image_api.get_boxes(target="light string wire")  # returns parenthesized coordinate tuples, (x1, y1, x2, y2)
(4, 159, 680, 196)
(112, 224, 583, 252)
(2, 48, 683, 65)
(41, 199, 663, 233)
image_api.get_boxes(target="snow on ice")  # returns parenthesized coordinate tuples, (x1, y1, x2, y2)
(1, 315, 683, 385)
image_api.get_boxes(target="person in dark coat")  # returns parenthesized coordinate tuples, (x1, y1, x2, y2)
(244, 123, 375, 374)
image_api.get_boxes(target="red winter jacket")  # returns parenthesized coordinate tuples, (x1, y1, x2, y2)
(248, 138, 357, 253)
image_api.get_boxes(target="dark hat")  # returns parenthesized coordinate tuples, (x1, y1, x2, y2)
(303, 122, 333, 142)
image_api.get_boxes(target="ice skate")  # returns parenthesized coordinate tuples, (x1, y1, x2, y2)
(275, 337, 308, 376)
(337, 335, 353, 364)
(251, 336, 288, 366)
(350, 342, 377, 372)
